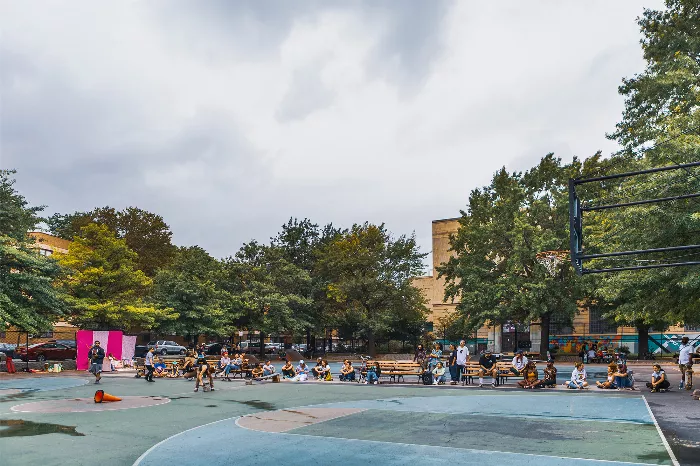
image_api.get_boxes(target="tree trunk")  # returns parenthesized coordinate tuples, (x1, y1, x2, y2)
(540, 313, 551, 358)
(367, 330, 376, 357)
(637, 325, 649, 356)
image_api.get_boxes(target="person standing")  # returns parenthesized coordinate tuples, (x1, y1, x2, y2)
(678, 336, 696, 389)
(144, 347, 156, 382)
(447, 344, 458, 385)
(88, 340, 105, 384)
(455, 340, 470, 385)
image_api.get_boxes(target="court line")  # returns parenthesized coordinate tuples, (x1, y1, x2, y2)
(642, 395, 679, 466)
(278, 430, 662, 465)
(132, 415, 241, 466)
(10, 396, 171, 413)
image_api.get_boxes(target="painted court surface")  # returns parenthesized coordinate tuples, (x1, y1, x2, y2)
(0, 374, 692, 466)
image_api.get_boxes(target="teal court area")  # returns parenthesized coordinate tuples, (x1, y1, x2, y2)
(0, 374, 686, 466)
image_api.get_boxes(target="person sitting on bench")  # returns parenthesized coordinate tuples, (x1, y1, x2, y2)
(478, 350, 498, 388)
(541, 360, 557, 387)
(281, 360, 296, 380)
(596, 363, 618, 389)
(564, 362, 588, 389)
(218, 352, 231, 378)
(339, 360, 356, 381)
(511, 350, 528, 375)
(263, 360, 275, 376)
(646, 364, 670, 392)
(154, 358, 167, 377)
(517, 361, 540, 389)
(432, 361, 447, 385)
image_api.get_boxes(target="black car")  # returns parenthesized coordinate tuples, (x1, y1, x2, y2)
(203, 343, 228, 355)
(134, 345, 148, 358)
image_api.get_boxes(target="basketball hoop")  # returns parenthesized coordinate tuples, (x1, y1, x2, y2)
(535, 250, 569, 277)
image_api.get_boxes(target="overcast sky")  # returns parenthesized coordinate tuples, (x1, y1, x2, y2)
(1, 0, 664, 272)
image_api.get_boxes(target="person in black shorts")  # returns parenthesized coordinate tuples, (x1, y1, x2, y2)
(478, 350, 498, 388)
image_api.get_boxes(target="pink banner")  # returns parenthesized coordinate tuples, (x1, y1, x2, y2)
(106, 331, 123, 371)
(76, 330, 124, 371)
(76, 330, 93, 371)
(121, 336, 137, 362)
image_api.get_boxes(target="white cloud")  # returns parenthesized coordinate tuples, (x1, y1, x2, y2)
(0, 0, 664, 270)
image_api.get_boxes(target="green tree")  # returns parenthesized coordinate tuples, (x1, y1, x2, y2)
(48, 206, 175, 275)
(153, 246, 235, 345)
(0, 170, 66, 332)
(315, 223, 428, 356)
(439, 156, 594, 356)
(588, 0, 700, 353)
(220, 241, 313, 355)
(55, 223, 176, 331)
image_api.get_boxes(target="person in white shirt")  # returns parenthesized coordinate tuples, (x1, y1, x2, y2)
(678, 337, 696, 389)
(587, 349, 597, 363)
(564, 362, 588, 389)
(294, 360, 309, 381)
(511, 350, 528, 375)
(262, 360, 275, 376)
(455, 340, 470, 384)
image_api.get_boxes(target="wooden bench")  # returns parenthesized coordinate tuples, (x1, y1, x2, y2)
(378, 361, 423, 383)
(461, 361, 481, 385)
(496, 361, 522, 385)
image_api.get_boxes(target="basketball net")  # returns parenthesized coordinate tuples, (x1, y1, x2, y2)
(535, 250, 569, 277)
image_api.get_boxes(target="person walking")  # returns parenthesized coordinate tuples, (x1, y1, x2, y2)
(144, 347, 156, 382)
(455, 340, 470, 385)
(88, 340, 105, 384)
(678, 336, 696, 389)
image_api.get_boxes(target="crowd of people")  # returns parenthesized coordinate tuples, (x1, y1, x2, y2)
(85, 337, 696, 394)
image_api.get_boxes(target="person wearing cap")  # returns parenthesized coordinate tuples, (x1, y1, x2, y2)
(478, 350, 498, 388)
(541, 360, 557, 388)
(511, 350, 528, 376)
(295, 360, 309, 381)
(88, 340, 105, 384)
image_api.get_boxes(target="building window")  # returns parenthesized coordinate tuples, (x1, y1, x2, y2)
(588, 307, 617, 334)
(684, 325, 700, 332)
(549, 315, 573, 334)
(33, 331, 53, 338)
(425, 322, 434, 332)
(39, 248, 52, 256)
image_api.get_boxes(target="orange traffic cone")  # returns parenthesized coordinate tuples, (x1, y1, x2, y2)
(94, 390, 122, 403)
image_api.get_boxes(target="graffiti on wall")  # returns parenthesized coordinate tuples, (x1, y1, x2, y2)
(549, 335, 637, 354)
(648, 333, 700, 354)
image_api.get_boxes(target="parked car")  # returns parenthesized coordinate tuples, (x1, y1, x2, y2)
(134, 345, 148, 358)
(203, 343, 229, 355)
(55, 339, 77, 349)
(16, 341, 76, 362)
(146, 340, 187, 355)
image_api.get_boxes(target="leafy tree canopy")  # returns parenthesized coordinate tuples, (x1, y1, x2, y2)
(47, 206, 175, 275)
(55, 223, 176, 331)
(315, 223, 428, 356)
(0, 169, 66, 332)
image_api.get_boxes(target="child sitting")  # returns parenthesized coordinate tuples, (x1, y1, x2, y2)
(596, 363, 618, 389)
(251, 363, 264, 380)
(646, 364, 670, 392)
(564, 362, 588, 389)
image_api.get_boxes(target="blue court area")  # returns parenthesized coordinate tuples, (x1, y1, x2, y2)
(0, 377, 88, 393)
(136, 393, 674, 466)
